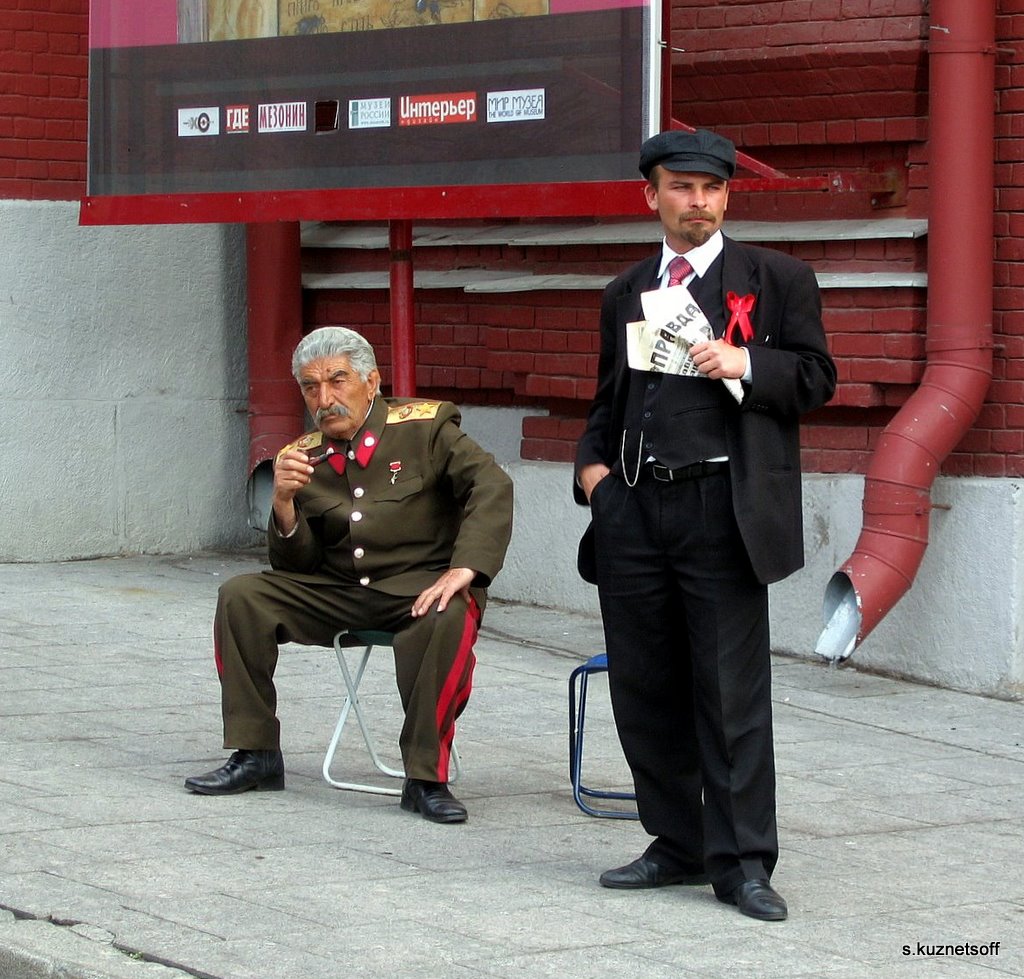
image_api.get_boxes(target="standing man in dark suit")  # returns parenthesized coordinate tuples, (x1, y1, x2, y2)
(186, 327, 514, 824)
(575, 130, 836, 920)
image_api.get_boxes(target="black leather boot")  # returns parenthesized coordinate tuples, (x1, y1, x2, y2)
(184, 749, 285, 795)
(400, 779, 467, 823)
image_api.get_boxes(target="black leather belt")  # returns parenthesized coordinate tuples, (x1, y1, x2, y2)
(646, 460, 728, 482)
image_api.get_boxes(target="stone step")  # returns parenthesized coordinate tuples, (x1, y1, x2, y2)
(302, 269, 926, 292)
(301, 217, 927, 249)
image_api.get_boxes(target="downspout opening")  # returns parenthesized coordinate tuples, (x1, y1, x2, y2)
(247, 459, 275, 532)
(815, 571, 861, 663)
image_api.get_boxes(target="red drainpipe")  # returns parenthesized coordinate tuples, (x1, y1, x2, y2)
(816, 0, 996, 661)
(244, 222, 305, 528)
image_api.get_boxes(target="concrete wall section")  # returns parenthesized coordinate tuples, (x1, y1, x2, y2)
(0, 200, 258, 560)
(457, 405, 542, 468)
(786, 475, 1024, 699)
(491, 453, 1024, 699)
(770, 476, 1024, 698)
(457, 407, 598, 613)
(494, 460, 599, 616)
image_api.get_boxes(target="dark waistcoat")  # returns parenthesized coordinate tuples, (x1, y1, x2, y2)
(618, 254, 739, 475)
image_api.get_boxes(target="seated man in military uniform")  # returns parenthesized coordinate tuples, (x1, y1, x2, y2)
(185, 327, 514, 823)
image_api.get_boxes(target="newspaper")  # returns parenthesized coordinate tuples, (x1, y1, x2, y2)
(624, 285, 743, 402)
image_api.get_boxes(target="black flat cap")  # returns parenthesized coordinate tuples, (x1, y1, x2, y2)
(639, 129, 737, 181)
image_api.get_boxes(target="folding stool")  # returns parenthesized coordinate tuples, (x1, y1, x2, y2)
(568, 652, 638, 819)
(322, 629, 460, 795)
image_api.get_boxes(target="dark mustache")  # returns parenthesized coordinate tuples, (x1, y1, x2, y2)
(682, 211, 715, 221)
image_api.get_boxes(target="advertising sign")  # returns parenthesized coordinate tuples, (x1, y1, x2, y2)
(85, 0, 662, 221)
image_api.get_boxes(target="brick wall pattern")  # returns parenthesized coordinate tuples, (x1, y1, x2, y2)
(1, 0, 89, 199)
(6, 0, 1024, 477)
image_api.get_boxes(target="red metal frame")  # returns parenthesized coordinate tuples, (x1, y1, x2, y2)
(79, 0, 900, 233)
(79, 180, 651, 225)
(388, 220, 416, 397)
(77, 170, 900, 226)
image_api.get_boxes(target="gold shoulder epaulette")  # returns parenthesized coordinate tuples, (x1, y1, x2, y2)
(276, 431, 324, 463)
(386, 401, 443, 425)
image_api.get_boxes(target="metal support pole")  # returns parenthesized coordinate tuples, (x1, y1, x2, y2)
(388, 219, 416, 397)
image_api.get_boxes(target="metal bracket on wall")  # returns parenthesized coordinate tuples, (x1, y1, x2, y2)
(670, 119, 907, 209)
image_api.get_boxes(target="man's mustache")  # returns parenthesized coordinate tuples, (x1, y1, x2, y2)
(682, 211, 715, 221)
(315, 404, 350, 423)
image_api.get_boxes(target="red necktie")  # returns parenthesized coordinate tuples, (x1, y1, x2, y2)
(667, 255, 693, 287)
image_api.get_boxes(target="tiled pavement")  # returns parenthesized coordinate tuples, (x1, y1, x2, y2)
(1, 552, 1022, 978)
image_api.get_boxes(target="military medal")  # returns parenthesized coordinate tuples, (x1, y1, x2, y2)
(389, 461, 402, 484)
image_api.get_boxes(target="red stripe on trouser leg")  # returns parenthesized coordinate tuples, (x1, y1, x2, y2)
(436, 652, 475, 780)
(214, 627, 224, 677)
(434, 597, 480, 781)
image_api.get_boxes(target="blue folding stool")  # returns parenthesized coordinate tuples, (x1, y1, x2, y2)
(568, 652, 638, 819)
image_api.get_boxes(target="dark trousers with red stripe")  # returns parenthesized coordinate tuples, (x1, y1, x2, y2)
(213, 570, 479, 782)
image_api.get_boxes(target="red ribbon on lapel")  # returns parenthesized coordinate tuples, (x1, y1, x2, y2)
(724, 292, 756, 345)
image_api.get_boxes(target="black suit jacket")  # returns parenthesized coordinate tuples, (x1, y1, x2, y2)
(575, 234, 836, 585)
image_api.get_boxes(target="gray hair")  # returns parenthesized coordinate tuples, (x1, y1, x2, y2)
(291, 327, 378, 382)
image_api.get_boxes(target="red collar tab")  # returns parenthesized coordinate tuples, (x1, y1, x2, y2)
(353, 430, 379, 467)
(324, 431, 379, 473)
(725, 292, 756, 345)
(327, 450, 346, 475)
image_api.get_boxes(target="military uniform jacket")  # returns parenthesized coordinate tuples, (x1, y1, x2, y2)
(268, 398, 513, 599)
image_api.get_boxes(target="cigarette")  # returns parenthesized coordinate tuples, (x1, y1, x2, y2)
(308, 447, 335, 466)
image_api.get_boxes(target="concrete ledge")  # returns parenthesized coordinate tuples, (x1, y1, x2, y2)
(814, 271, 926, 289)
(300, 270, 523, 290)
(492, 455, 1024, 698)
(301, 217, 928, 249)
(303, 269, 927, 292)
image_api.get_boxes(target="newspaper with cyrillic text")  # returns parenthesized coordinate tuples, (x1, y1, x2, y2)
(625, 285, 743, 402)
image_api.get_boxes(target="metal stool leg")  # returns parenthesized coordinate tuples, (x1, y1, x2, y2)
(568, 653, 637, 819)
(322, 631, 460, 795)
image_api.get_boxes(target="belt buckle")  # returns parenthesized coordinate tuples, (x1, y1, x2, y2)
(650, 464, 673, 482)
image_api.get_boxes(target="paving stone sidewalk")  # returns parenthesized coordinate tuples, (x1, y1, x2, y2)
(1, 552, 1022, 979)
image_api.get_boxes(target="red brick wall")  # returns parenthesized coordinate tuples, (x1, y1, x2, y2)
(671, 0, 930, 220)
(0, 0, 89, 200)
(297, 1, 943, 472)
(991, 5, 1024, 478)
(304, 286, 603, 463)
(305, 224, 932, 469)
(7, 0, 1024, 477)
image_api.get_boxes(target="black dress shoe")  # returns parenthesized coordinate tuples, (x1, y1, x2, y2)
(400, 779, 467, 823)
(599, 855, 710, 889)
(184, 749, 285, 795)
(720, 878, 788, 921)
